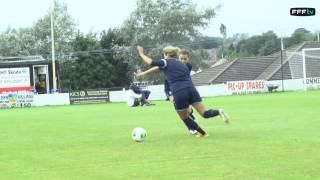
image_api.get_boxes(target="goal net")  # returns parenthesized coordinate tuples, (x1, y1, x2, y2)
(285, 48, 320, 90)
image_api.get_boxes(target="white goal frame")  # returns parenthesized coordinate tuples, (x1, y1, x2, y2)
(302, 48, 320, 91)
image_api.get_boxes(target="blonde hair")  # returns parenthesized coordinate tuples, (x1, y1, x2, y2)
(163, 46, 180, 58)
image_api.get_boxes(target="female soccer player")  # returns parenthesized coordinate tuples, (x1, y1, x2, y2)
(137, 49, 198, 135)
(137, 45, 229, 137)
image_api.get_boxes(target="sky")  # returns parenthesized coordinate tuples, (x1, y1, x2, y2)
(0, 0, 319, 37)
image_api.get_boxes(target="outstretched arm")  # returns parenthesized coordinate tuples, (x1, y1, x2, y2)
(137, 46, 153, 65)
(136, 66, 160, 78)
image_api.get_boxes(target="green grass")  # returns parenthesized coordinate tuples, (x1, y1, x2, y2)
(1, 90, 320, 180)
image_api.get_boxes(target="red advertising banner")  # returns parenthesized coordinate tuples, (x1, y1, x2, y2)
(0, 86, 33, 93)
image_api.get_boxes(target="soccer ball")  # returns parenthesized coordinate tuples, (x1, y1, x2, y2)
(132, 127, 147, 142)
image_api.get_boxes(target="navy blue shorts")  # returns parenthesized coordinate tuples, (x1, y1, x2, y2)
(173, 87, 202, 111)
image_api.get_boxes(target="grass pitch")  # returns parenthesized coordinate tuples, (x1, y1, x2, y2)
(1, 90, 320, 179)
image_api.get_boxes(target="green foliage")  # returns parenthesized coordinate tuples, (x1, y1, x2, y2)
(0, 27, 42, 56)
(121, 0, 217, 45)
(119, 0, 219, 83)
(219, 23, 227, 39)
(284, 28, 316, 48)
(59, 31, 133, 90)
(32, 0, 77, 55)
(0, 0, 220, 88)
(3, 0, 317, 89)
(192, 36, 223, 49)
(0, 0, 76, 57)
(100, 29, 132, 87)
(236, 31, 279, 56)
(59, 32, 114, 90)
(223, 28, 316, 59)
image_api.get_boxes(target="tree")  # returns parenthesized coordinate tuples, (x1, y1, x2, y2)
(285, 28, 315, 47)
(219, 23, 227, 58)
(219, 23, 227, 39)
(0, 0, 76, 57)
(232, 31, 280, 57)
(0, 28, 21, 56)
(59, 29, 134, 90)
(60, 32, 117, 90)
(193, 36, 223, 49)
(100, 29, 132, 87)
(33, 0, 77, 56)
(118, 0, 218, 84)
(121, 0, 217, 45)
(0, 27, 39, 56)
(258, 31, 279, 56)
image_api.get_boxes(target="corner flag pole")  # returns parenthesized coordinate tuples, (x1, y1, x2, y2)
(51, 0, 57, 92)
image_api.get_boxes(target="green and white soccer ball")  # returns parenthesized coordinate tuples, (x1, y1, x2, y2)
(132, 127, 147, 142)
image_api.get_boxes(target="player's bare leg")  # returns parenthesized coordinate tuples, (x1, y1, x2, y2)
(219, 109, 230, 124)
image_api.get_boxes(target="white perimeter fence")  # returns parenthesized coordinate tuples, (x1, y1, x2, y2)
(1, 77, 319, 108)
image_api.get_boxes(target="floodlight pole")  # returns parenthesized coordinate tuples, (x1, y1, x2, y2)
(280, 38, 284, 92)
(51, 0, 57, 92)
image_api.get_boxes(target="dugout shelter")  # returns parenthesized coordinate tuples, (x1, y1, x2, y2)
(0, 56, 59, 94)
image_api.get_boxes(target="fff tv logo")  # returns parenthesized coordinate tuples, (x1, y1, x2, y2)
(290, 8, 316, 16)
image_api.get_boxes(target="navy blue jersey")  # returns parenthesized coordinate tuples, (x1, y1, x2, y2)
(129, 84, 142, 94)
(151, 59, 194, 93)
(163, 62, 193, 96)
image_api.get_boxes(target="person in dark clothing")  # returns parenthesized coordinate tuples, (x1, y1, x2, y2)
(128, 84, 152, 106)
(137, 45, 230, 138)
(137, 49, 198, 135)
